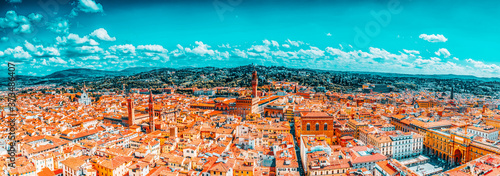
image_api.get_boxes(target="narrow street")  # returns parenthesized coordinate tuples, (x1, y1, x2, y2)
(290, 122, 305, 176)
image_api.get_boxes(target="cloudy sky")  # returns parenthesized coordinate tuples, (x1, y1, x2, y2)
(0, 0, 499, 77)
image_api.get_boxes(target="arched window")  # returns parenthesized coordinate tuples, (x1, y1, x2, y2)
(324, 123, 328, 131)
(316, 123, 320, 131)
(306, 123, 310, 131)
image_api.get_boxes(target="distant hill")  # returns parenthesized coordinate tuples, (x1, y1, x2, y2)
(352, 72, 500, 82)
(2, 66, 500, 96)
(119, 67, 161, 75)
(12, 66, 500, 82)
(44, 68, 119, 78)
(44, 67, 160, 79)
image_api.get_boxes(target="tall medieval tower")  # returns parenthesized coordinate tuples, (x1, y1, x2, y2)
(127, 88, 135, 127)
(149, 89, 155, 133)
(252, 66, 258, 98)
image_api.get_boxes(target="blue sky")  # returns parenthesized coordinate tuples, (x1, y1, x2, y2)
(0, 0, 499, 77)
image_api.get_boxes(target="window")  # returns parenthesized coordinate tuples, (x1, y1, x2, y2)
(307, 123, 310, 131)
(316, 123, 319, 131)
(324, 123, 328, 130)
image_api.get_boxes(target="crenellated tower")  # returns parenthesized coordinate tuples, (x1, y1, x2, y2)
(251, 66, 258, 98)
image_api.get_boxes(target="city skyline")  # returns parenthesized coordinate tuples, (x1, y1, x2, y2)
(0, 0, 500, 77)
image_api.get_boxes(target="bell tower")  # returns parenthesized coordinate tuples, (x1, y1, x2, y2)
(149, 89, 155, 133)
(251, 65, 258, 98)
(126, 86, 135, 127)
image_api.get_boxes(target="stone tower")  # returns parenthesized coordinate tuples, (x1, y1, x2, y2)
(251, 66, 258, 98)
(149, 89, 155, 133)
(127, 91, 135, 127)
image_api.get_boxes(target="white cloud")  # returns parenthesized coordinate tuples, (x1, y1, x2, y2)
(0, 11, 42, 34)
(403, 49, 420, 55)
(1, 37, 8, 42)
(134, 45, 169, 61)
(67, 46, 103, 55)
(109, 44, 136, 55)
(435, 48, 451, 58)
(326, 33, 332, 36)
(28, 13, 43, 22)
(248, 44, 270, 53)
(453, 57, 459, 61)
(90, 28, 116, 41)
(24, 41, 36, 52)
(286, 39, 303, 47)
(70, 0, 104, 17)
(77, 0, 104, 13)
(297, 46, 325, 59)
(370, 47, 408, 61)
(419, 34, 448, 43)
(7, 36, 500, 78)
(41, 59, 48, 66)
(37, 47, 60, 57)
(218, 44, 231, 48)
(14, 24, 32, 34)
(24, 42, 61, 57)
(466, 59, 500, 73)
(282, 44, 290, 48)
(170, 45, 185, 57)
(271, 40, 279, 47)
(3, 46, 32, 61)
(104, 55, 119, 60)
(49, 57, 67, 64)
(137, 45, 167, 53)
(263, 40, 271, 46)
(185, 41, 215, 57)
(47, 18, 70, 34)
(232, 49, 248, 58)
(81, 55, 101, 60)
(56, 33, 99, 46)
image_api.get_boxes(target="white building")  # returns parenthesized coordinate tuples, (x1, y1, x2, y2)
(60, 157, 86, 176)
(467, 125, 499, 141)
(32, 154, 54, 173)
(390, 131, 423, 160)
(79, 89, 91, 105)
(194, 89, 216, 96)
(128, 162, 150, 176)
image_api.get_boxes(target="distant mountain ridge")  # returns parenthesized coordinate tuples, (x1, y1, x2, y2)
(10, 66, 500, 81)
(8, 67, 500, 81)
(44, 67, 161, 79)
(2, 66, 500, 89)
